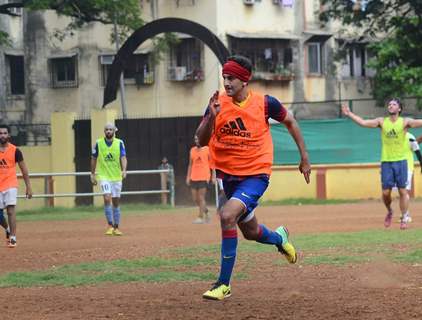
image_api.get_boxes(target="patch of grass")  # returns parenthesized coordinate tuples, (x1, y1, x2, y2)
(168, 229, 422, 268)
(4, 228, 422, 288)
(169, 244, 220, 256)
(0, 256, 218, 288)
(0, 270, 218, 288)
(294, 229, 422, 251)
(16, 203, 177, 222)
(261, 198, 361, 206)
(167, 229, 422, 258)
(393, 248, 422, 263)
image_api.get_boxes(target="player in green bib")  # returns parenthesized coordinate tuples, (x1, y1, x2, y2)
(342, 99, 422, 229)
(91, 123, 127, 236)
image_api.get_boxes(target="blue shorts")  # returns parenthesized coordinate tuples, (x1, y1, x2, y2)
(223, 176, 269, 222)
(381, 160, 408, 189)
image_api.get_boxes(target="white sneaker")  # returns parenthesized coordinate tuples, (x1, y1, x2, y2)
(399, 214, 412, 223)
(192, 217, 204, 224)
(403, 215, 412, 223)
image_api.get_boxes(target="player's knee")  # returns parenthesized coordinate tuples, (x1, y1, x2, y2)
(382, 189, 391, 197)
(219, 211, 237, 228)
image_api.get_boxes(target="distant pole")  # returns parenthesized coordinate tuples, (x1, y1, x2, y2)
(113, 15, 128, 119)
(338, 80, 342, 118)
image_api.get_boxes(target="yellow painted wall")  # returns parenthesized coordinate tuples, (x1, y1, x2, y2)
(263, 165, 383, 201)
(326, 167, 380, 199)
(262, 168, 316, 201)
(50, 112, 76, 207)
(17, 146, 52, 210)
(408, 164, 422, 198)
(304, 77, 326, 101)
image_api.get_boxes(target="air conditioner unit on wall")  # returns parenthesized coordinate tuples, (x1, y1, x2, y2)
(243, 0, 255, 5)
(168, 66, 187, 81)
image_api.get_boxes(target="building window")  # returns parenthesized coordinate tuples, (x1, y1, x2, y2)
(307, 42, 324, 75)
(168, 38, 204, 81)
(49, 56, 78, 88)
(229, 37, 294, 81)
(340, 44, 375, 78)
(123, 53, 154, 86)
(99, 55, 114, 87)
(99, 53, 154, 87)
(5, 54, 24, 95)
(5, 0, 23, 16)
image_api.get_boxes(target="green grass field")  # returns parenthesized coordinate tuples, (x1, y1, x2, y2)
(15, 198, 363, 222)
(16, 203, 176, 222)
(2, 227, 422, 288)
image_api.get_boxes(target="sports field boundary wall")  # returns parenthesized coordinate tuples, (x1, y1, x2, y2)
(15, 110, 422, 209)
(263, 163, 422, 202)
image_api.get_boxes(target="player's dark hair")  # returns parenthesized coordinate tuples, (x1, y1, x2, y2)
(388, 98, 403, 114)
(227, 55, 253, 73)
(0, 124, 10, 133)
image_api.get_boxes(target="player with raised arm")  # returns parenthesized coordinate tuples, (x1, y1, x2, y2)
(342, 98, 422, 229)
(196, 55, 311, 300)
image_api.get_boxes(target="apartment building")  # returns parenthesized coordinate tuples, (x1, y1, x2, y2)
(0, 0, 376, 129)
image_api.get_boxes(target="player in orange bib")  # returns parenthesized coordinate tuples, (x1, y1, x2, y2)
(196, 55, 311, 300)
(186, 135, 213, 223)
(0, 124, 32, 248)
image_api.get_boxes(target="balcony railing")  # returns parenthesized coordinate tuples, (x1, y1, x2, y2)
(252, 71, 294, 81)
(168, 66, 204, 81)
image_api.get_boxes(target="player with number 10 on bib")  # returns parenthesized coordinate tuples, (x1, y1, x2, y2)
(91, 123, 127, 236)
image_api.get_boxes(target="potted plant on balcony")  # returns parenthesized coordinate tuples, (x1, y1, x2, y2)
(273, 64, 293, 80)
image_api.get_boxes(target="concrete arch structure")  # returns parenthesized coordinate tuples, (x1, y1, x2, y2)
(103, 17, 230, 107)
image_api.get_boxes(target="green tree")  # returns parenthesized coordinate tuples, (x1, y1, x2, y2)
(0, 1, 177, 76)
(0, 0, 144, 44)
(320, 0, 422, 107)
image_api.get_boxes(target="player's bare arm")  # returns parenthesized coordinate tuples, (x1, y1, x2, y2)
(186, 158, 192, 186)
(281, 112, 311, 184)
(90, 157, 97, 185)
(404, 118, 422, 129)
(120, 156, 127, 179)
(196, 91, 220, 146)
(18, 160, 32, 199)
(341, 105, 382, 128)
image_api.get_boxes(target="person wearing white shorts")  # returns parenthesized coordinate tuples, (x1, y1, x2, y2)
(99, 181, 122, 198)
(0, 124, 32, 247)
(91, 123, 127, 236)
(393, 132, 422, 224)
(0, 188, 18, 207)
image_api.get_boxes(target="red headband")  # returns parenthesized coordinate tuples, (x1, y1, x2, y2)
(222, 60, 251, 82)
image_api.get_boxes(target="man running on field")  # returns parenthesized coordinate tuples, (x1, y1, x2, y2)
(196, 55, 311, 300)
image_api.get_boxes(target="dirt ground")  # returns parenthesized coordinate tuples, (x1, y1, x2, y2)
(1, 201, 422, 320)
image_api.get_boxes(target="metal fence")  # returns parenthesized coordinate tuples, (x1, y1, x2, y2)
(17, 169, 175, 207)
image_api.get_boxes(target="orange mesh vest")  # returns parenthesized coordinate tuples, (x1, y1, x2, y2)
(190, 146, 211, 181)
(0, 143, 18, 192)
(209, 91, 273, 176)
